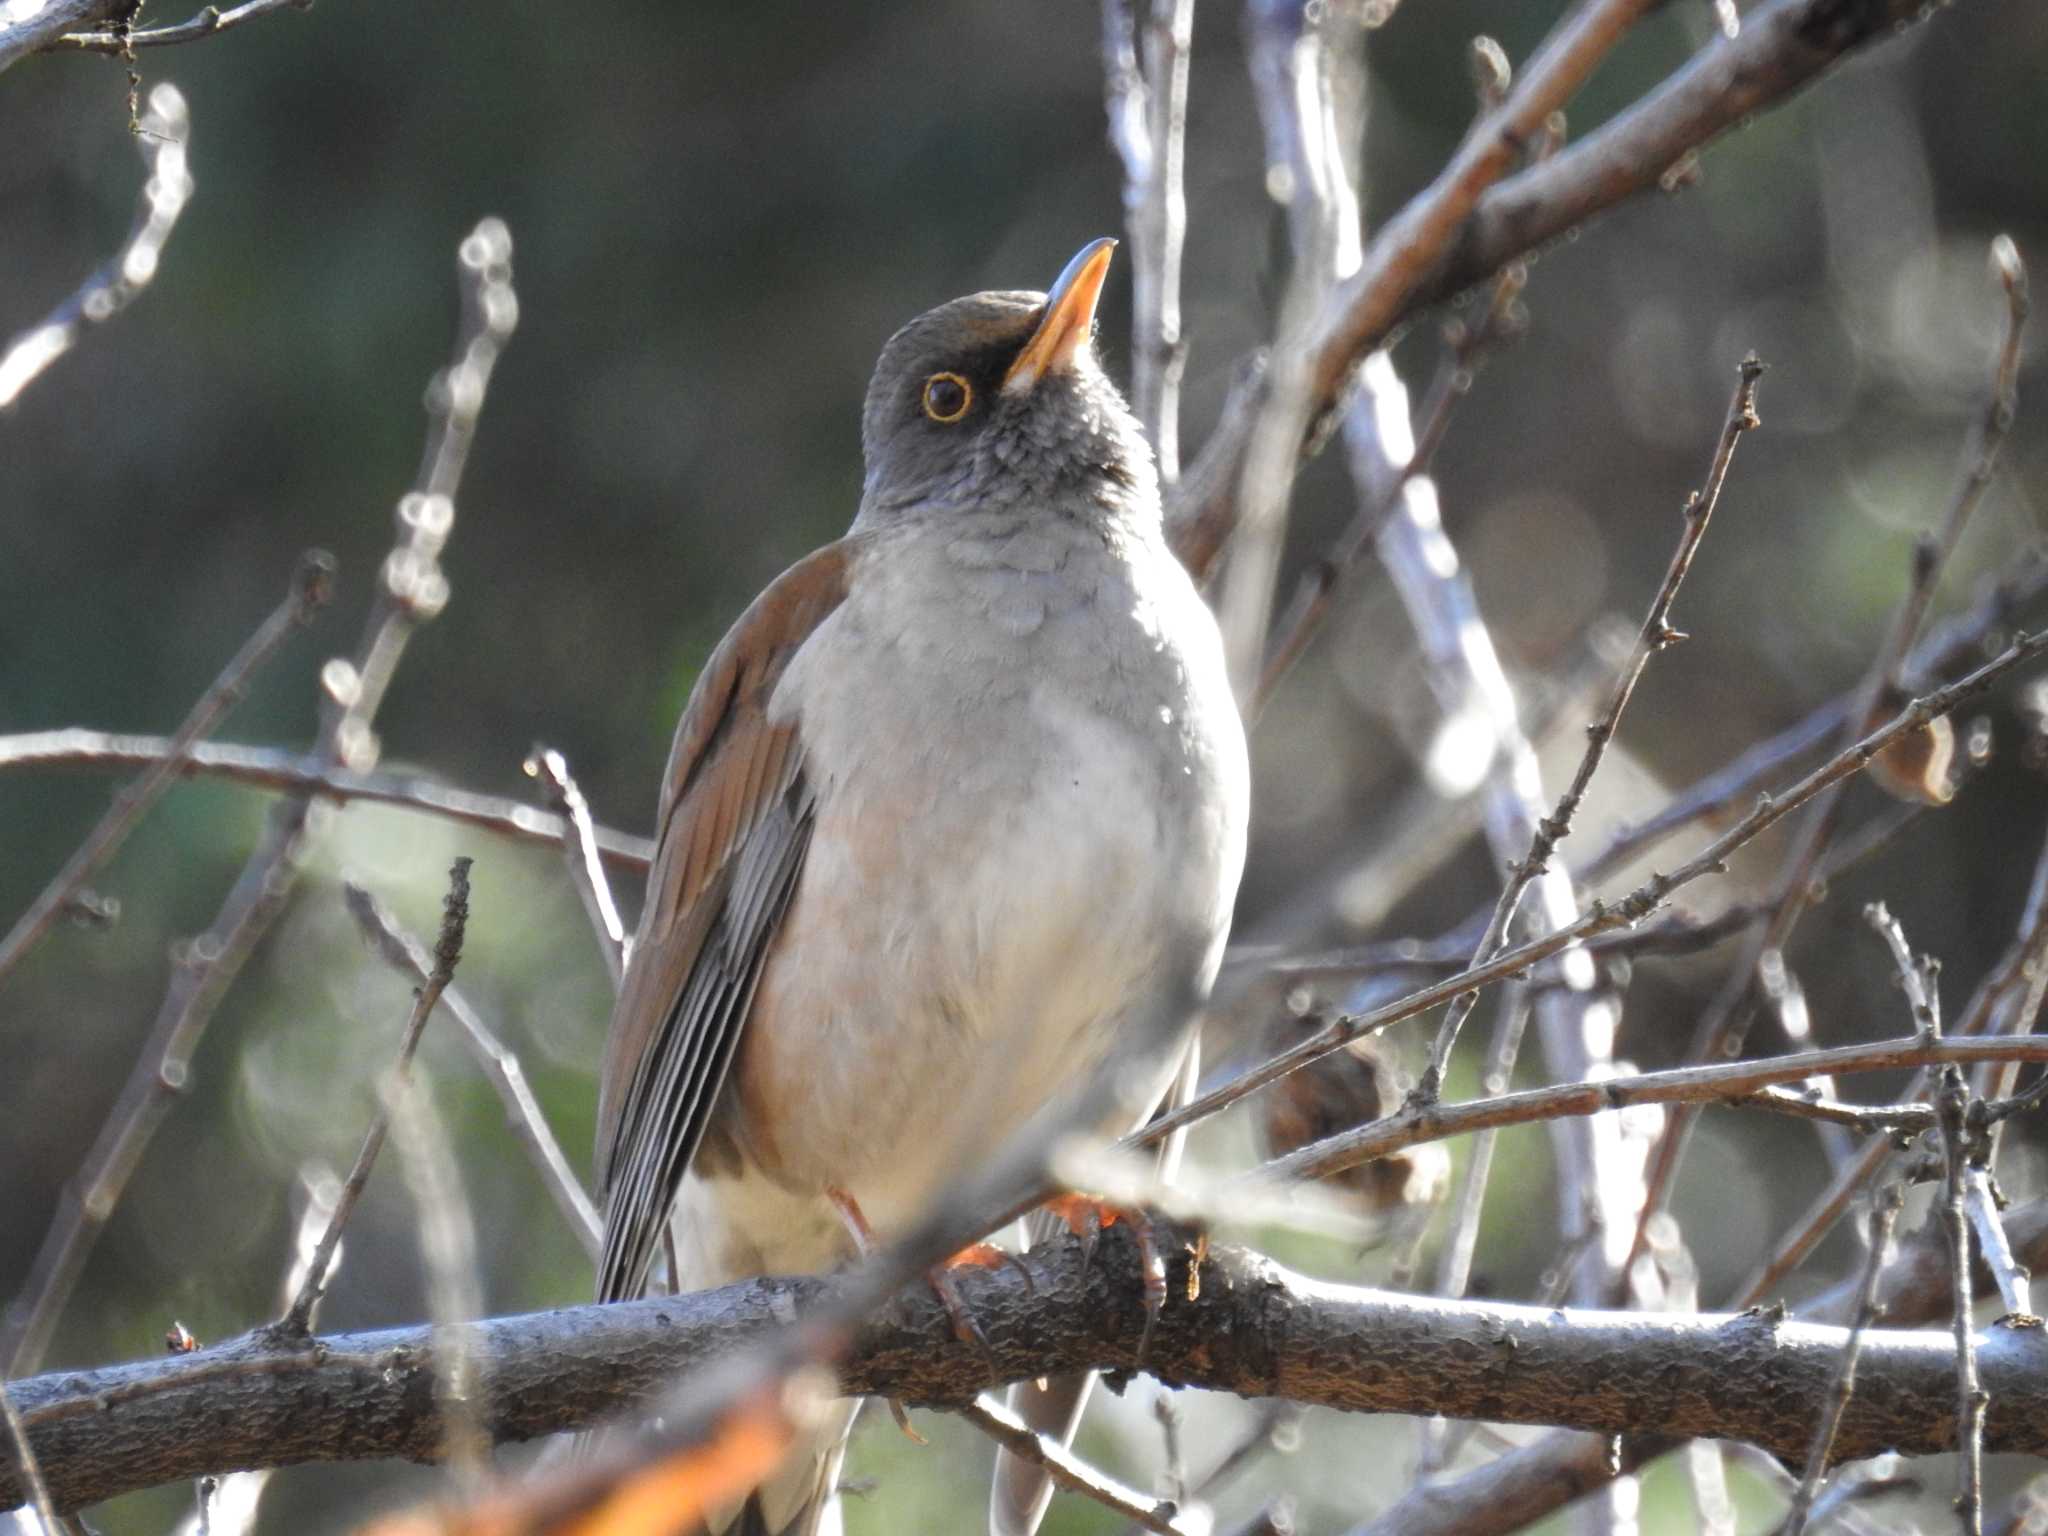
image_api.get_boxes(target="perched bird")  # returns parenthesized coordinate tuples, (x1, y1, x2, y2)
(595, 240, 1249, 1536)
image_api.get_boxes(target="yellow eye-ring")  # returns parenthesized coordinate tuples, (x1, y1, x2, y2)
(922, 371, 972, 423)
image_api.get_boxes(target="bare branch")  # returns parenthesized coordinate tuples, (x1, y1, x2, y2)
(1351, 1197, 2048, 1536)
(1252, 1033, 2048, 1187)
(0, 731, 655, 872)
(0, 220, 518, 1377)
(1634, 238, 2030, 1282)
(14, 1231, 2048, 1515)
(1739, 821, 2048, 1309)
(1781, 1186, 1902, 1536)
(0, 0, 121, 77)
(0, 82, 193, 408)
(523, 746, 628, 987)
(283, 858, 472, 1335)
(1137, 626, 2048, 1155)
(1102, 0, 1195, 483)
(1963, 1168, 2034, 1319)
(340, 881, 602, 1259)
(1169, 0, 1955, 580)
(1419, 352, 1763, 1092)
(959, 1395, 1190, 1536)
(0, 550, 332, 988)
(56, 0, 311, 52)
(1732, 1087, 1933, 1135)
(1579, 548, 2048, 884)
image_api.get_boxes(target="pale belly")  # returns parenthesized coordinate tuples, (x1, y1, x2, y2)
(684, 516, 1247, 1282)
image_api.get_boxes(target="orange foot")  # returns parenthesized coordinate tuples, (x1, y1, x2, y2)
(824, 1187, 1027, 1357)
(1042, 1193, 1169, 1360)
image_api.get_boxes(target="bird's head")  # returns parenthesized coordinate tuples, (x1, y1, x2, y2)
(856, 239, 1156, 525)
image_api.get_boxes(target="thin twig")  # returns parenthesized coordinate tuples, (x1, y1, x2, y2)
(1866, 902, 1943, 1039)
(1732, 1087, 1934, 1134)
(57, 0, 311, 51)
(1135, 624, 2047, 1154)
(1579, 548, 2048, 884)
(1937, 1068, 1986, 1536)
(0, 731, 654, 872)
(0, 220, 517, 1378)
(1245, 1031, 2048, 1187)
(1737, 822, 2048, 1308)
(1632, 238, 2030, 1281)
(959, 1395, 1191, 1536)
(282, 858, 472, 1335)
(523, 746, 628, 987)
(0, 83, 193, 409)
(340, 880, 600, 1258)
(1964, 1167, 2034, 1318)
(1419, 353, 1764, 1092)
(0, 551, 332, 988)
(1781, 1185, 1903, 1536)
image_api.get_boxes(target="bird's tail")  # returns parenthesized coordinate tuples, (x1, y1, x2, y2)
(989, 1373, 1094, 1536)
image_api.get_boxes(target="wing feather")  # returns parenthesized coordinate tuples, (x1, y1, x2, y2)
(594, 539, 855, 1303)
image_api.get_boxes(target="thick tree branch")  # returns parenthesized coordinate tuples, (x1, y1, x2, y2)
(11, 1231, 2048, 1516)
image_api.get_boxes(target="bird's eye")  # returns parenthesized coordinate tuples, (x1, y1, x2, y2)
(922, 371, 972, 423)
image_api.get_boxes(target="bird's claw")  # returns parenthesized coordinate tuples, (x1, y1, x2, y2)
(1043, 1193, 1168, 1362)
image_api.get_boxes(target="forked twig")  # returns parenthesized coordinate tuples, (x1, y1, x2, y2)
(341, 881, 601, 1259)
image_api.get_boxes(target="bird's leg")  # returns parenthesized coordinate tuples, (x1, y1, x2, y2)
(1043, 1193, 1169, 1360)
(823, 1185, 931, 1442)
(822, 1185, 1025, 1362)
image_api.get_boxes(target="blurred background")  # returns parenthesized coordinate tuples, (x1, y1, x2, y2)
(3, 1, 2046, 1531)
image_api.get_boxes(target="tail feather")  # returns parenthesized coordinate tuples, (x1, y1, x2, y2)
(989, 1373, 1094, 1536)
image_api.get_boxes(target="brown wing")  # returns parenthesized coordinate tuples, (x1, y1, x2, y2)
(594, 538, 855, 1303)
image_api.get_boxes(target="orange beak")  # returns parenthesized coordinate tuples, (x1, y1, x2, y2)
(1002, 238, 1116, 394)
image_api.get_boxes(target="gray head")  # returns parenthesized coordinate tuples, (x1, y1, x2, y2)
(855, 240, 1157, 526)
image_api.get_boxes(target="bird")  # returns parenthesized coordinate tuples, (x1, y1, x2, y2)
(593, 238, 1250, 1536)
